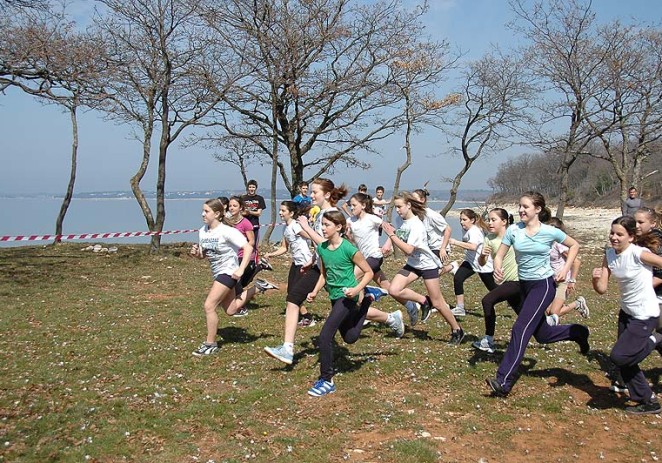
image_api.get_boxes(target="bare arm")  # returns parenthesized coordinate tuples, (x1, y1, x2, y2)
(382, 222, 415, 255)
(555, 235, 579, 282)
(264, 237, 288, 259)
(493, 243, 510, 283)
(592, 256, 610, 295)
(343, 252, 374, 298)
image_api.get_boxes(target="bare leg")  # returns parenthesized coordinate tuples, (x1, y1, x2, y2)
(203, 281, 232, 343)
(424, 278, 459, 330)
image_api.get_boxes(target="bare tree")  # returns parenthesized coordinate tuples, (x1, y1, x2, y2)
(0, 5, 107, 241)
(198, 0, 444, 198)
(386, 41, 459, 220)
(584, 24, 662, 206)
(438, 51, 534, 215)
(91, 0, 230, 253)
(509, 0, 614, 218)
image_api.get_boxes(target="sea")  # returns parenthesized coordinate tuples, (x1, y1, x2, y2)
(0, 193, 490, 248)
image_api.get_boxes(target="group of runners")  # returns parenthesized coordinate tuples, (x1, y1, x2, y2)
(190, 178, 662, 414)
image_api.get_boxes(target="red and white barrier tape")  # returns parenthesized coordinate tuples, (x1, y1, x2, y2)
(0, 222, 286, 242)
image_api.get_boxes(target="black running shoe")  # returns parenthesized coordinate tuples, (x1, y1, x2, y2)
(626, 401, 661, 415)
(449, 328, 465, 345)
(420, 296, 433, 323)
(486, 378, 509, 397)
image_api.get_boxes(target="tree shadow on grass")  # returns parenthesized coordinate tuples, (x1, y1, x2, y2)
(527, 367, 626, 410)
(269, 336, 397, 374)
(217, 326, 272, 344)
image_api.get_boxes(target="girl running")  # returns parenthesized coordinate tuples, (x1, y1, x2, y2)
(190, 198, 254, 356)
(382, 192, 464, 344)
(545, 217, 589, 326)
(472, 208, 520, 354)
(448, 209, 497, 317)
(262, 201, 317, 365)
(263, 178, 347, 365)
(306, 210, 375, 397)
(225, 196, 278, 316)
(412, 189, 452, 266)
(486, 192, 589, 397)
(592, 215, 662, 414)
(346, 192, 415, 332)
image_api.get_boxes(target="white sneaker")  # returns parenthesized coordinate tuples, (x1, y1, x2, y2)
(255, 278, 279, 292)
(451, 306, 466, 316)
(387, 310, 405, 338)
(576, 296, 590, 318)
(546, 314, 559, 326)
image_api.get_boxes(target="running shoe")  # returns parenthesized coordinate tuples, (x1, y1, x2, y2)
(264, 344, 293, 365)
(420, 296, 433, 323)
(449, 328, 465, 345)
(577, 325, 590, 355)
(486, 378, 509, 397)
(576, 296, 590, 318)
(387, 310, 405, 338)
(364, 285, 389, 302)
(405, 301, 419, 327)
(626, 401, 661, 415)
(472, 335, 496, 353)
(258, 258, 273, 271)
(255, 278, 279, 292)
(233, 308, 249, 317)
(451, 306, 466, 317)
(546, 314, 559, 326)
(610, 381, 628, 393)
(307, 379, 336, 397)
(298, 313, 316, 327)
(192, 343, 219, 357)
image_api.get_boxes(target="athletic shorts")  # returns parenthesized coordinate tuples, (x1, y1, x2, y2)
(397, 264, 439, 281)
(214, 273, 243, 297)
(555, 281, 567, 300)
(366, 256, 384, 274)
(286, 265, 321, 306)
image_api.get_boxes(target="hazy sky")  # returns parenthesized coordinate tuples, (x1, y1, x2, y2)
(0, 0, 659, 195)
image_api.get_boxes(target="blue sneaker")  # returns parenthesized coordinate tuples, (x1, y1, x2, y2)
(264, 344, 293, 365)
(405, 301, 419, 327)
(364, 285, 389, 302)
(308, 379, 336, 397)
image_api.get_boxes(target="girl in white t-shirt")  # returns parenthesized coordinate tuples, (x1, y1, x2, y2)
(190, 198, 254, 357)
(412, 189, 452, 264)
(382, 192, 464, 344)
(346, 192, 415, 333)
(448, 209, 497, 317)
(262, 200, 317, 365)
(592, 215, 662, 414)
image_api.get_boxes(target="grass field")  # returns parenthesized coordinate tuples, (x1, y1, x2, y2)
(1, 240, 661, 462)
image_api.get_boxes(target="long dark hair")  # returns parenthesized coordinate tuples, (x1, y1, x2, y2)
(613, 215, 661, 252)
(350, 192, 374, 215)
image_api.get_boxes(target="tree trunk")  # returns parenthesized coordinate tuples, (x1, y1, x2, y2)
(262, 116, 279, 244)
(131, 122, 156, 244)
(54, 102, 79, 244)
(389, 92, 412, 222)
(152, 122, 169, 254)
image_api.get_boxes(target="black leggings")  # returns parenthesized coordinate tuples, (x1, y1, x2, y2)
(453, 261, 497, 296)
(319, 297, 371, 381)
(481, 281, 521, 336)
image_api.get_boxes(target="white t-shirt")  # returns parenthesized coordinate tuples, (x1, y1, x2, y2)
(607, 244, 660, 319)
(550, 242, 571, 280)
(395, 215, 441, 270)
(423, 207, 450, 252)
(283, 220, 312, 266)
(463, 225, 492, 272)
(349, 213, 383, 259)
(199, 223, 248, 278)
